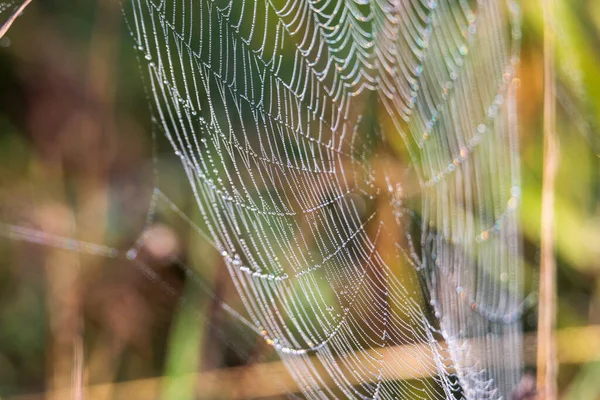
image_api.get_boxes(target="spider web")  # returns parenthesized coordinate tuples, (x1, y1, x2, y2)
(0, 0, 527, 398)
(118, 0, 527, 398)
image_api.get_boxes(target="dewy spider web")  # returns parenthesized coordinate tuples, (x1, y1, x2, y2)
(120, 0, 525, 398)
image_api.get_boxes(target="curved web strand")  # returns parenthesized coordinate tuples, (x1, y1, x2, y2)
(0, 0, 29, 37)
(377, 0, 524, 397)
(0, 1, 15, 15)
(125, 0, 524, 398)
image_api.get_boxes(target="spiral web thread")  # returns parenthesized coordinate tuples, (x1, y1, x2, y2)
(0, 2, 14, 14)
(122, 0, 525, 398)
(0, 1, 19, 27)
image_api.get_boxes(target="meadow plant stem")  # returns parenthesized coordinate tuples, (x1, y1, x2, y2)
(537, 0, 559, 397)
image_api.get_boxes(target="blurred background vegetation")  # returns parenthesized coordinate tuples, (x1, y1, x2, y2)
(0, 0, 600, 399)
